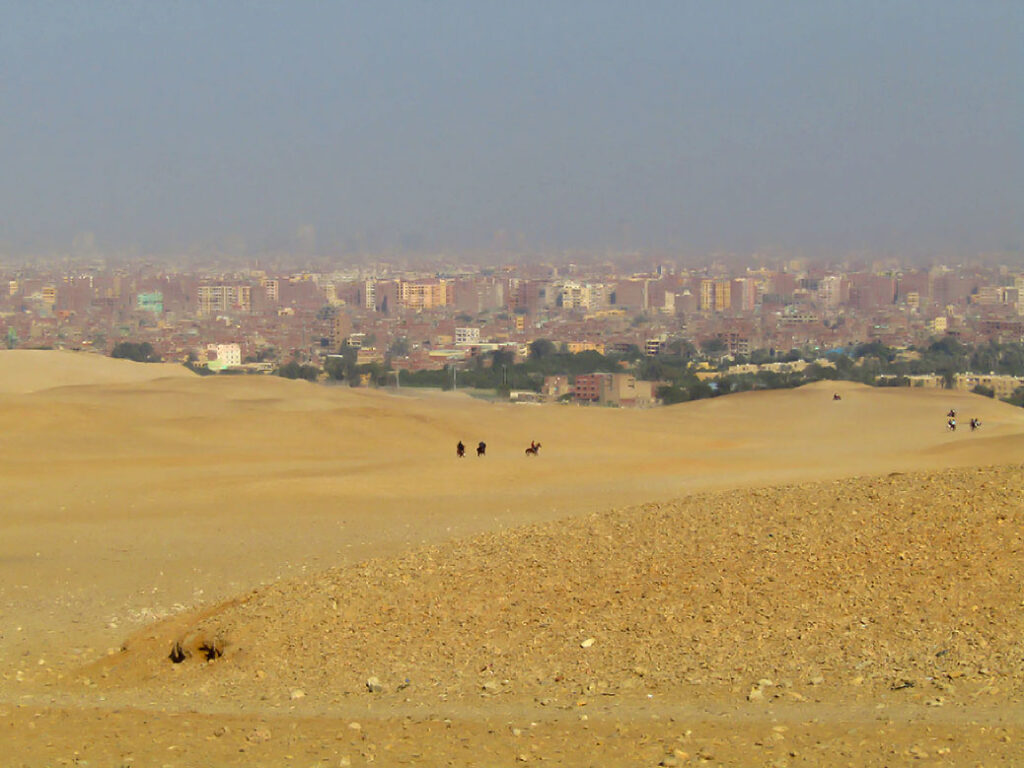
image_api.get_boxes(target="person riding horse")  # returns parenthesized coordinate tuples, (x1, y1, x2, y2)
(456, 441, 465, 458)
(525, 441, 541, 456)
(477, 441, 486, 457)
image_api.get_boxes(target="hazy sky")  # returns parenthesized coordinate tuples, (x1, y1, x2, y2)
(2, 2, 1021, 258)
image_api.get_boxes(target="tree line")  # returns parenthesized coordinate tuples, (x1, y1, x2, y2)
(384, 338, 1024, 406)
(109, 332, 1022, 407)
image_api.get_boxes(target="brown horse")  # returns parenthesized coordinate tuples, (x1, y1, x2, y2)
(525, 441, 541, 456)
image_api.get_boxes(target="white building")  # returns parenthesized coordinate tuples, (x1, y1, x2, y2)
(206, 343, 242, 370)
(455, 327, 481, 345)
(817, 275, 844, 309)
(559, 281, 588, 310)
(592, 283, 614, 311)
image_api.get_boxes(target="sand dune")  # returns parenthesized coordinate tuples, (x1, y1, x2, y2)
(0, 349, 195, 393)
(1, 352, 1023, 766)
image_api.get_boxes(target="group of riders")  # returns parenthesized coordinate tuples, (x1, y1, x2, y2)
(946, 408, 981, 432)
(455, 440, 485, 458)
(456, 440, 541, 457)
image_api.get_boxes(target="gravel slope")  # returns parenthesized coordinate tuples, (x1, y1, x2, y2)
(100, 464, 1024, 716)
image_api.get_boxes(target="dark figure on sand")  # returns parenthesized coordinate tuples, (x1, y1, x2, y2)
(525, 441, 541, 457)
(477, 441, 486, 457)
(456, 441, 465, 458)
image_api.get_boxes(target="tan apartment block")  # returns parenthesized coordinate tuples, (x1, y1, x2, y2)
(398, 279, 453, 310)
(954, 373, 1024, 399)
(198, 284, 252, 315)
(573, 372, 656, 407)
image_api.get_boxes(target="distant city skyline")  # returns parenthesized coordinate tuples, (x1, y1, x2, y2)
(1, 2, 1021, 260)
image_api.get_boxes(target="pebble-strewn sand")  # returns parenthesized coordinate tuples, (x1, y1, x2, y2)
(113, 466, 1024, 703)
(1, 351, 1023, 766)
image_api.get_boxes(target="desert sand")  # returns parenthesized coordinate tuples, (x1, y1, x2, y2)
(1, 350, 1022, 766)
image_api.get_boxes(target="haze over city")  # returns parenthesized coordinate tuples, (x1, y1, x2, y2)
(2, 1, 1022, 261)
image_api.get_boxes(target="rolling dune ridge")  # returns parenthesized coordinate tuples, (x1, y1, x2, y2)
(1, 351, 1022, 766)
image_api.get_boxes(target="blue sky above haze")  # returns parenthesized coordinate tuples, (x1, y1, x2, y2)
(1, 1, 1021, 258)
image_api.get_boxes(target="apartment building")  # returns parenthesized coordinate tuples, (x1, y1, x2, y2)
(573, 372, 656, 406)
(645, 336, 667, 356)
(397, 279, 453, 310)
(206, 343, 242, 370)
(197, 284, 252, 315)
(454, 326, 481, 345)
(954, 373, 1024, 399)
(136, 291, 163, 315)
(699, 278, 732, 312)
(614, 278, 649, 310)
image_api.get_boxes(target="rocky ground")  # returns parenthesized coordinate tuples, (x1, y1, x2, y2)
(100, 466, 1024, 704)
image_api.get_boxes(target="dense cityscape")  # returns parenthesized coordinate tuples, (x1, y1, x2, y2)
(3, 255, 1023, 406)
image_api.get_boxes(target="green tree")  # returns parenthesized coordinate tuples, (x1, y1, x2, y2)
(111, 341, 160, 362)
(277, 360, 319, 381)
(656, 384, 690, 404)
(689, 380, 716, 399)
(667, 339, 697, 359)
(852, 340, 894, 361)
(803, 363, 837, 381)
(929, 336, 966, 357)
(700, 338, 727, 355)
(529, 338, 556, 360)
(1005, 386, 1024, 408)
(324, 344, 358, 383)
(356, 362, 388, 387)
(491, 348, 515, 370)
(612, 344, 643, 363)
